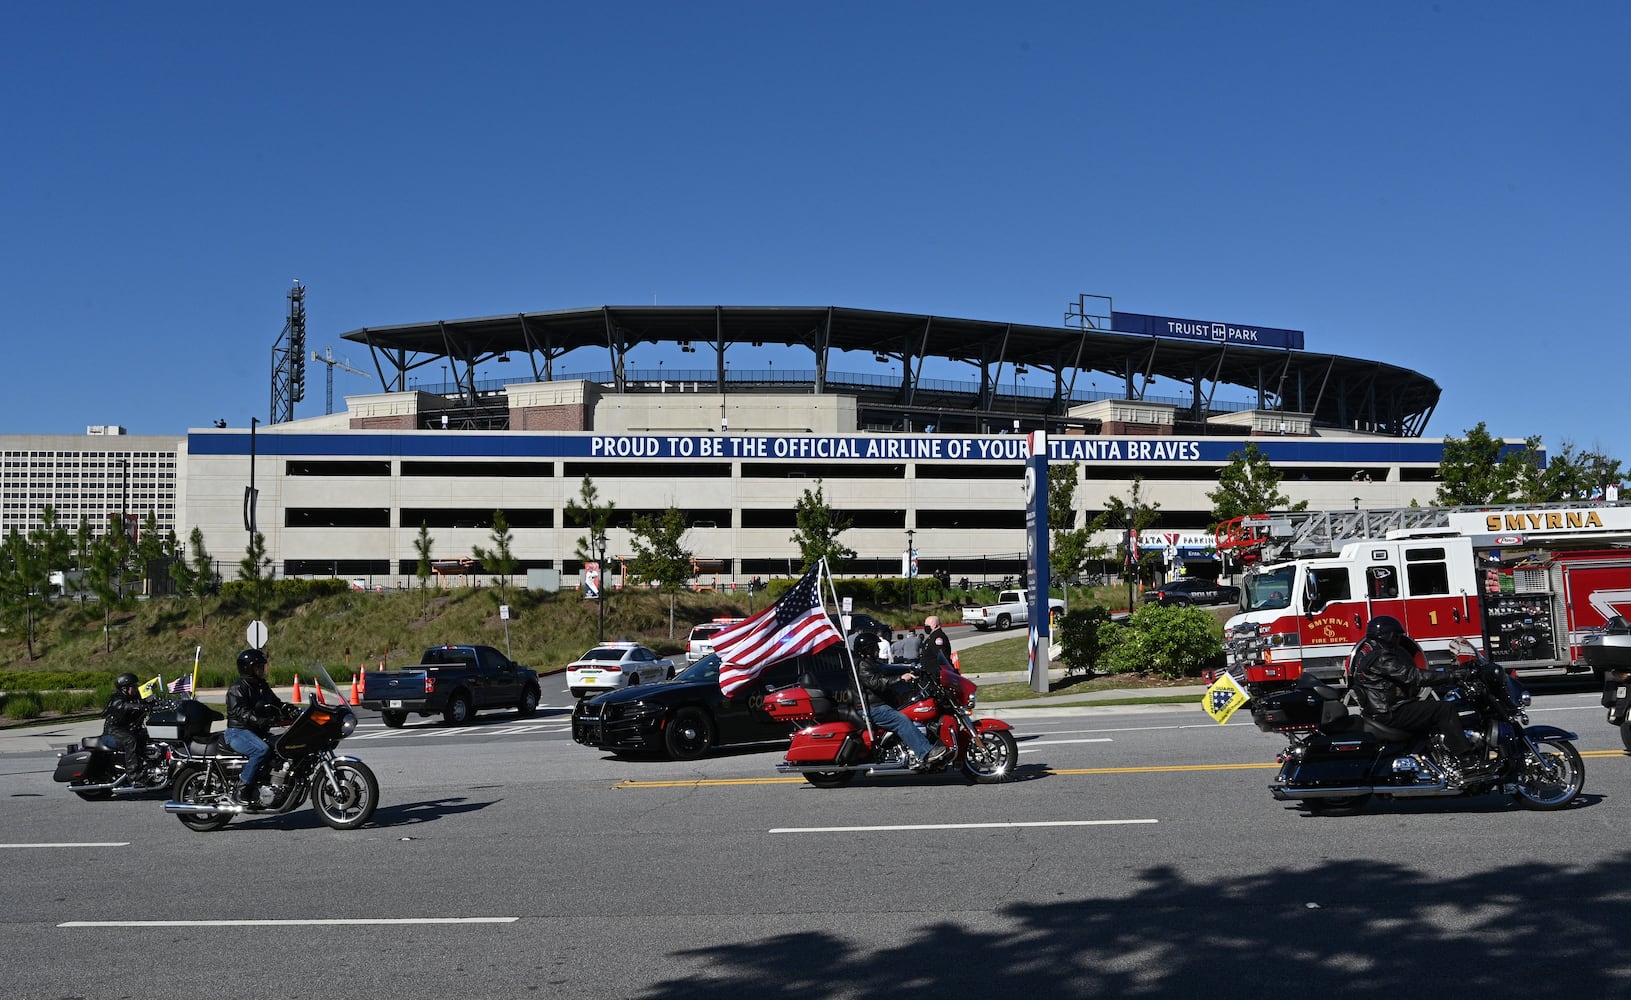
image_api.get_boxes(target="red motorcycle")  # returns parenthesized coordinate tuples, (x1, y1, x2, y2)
(765, 662, 1018, 787)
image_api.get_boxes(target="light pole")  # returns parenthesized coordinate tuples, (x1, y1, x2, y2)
(118, 457, 129, 601)
(592, 530, 608, 644)
(905, 527, 915, 609)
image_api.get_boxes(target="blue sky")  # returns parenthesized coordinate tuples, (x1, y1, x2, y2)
(4, 3, 1627, 461)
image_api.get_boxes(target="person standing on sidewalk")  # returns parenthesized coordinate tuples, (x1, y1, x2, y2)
(921, 615, 954, 672)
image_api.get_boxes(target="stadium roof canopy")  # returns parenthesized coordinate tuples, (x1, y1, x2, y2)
(340, 304, 1440, 436)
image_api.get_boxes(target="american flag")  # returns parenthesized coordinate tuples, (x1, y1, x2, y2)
(168, 674, 193, 695)
(716, 565, 843, 697)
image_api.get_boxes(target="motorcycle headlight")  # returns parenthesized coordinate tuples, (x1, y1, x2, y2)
(340, 710, 358, 737)
(1519, 690, 1532, 708)
(966, 691, 977, 711)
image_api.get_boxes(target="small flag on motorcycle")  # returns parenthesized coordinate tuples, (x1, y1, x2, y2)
(1202, 670, 1250, 725)
(168, 674, 193, 695)
(138, 675, 164, 699)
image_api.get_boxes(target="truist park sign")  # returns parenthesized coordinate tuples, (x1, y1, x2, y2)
(1111, 311, 1305, 351)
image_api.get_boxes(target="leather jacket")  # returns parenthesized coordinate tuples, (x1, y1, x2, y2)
(102, 690, 146, 736)
(226, 675, 287, 736)
(1350, 640, 1422, 719)
(920, 628, 953, 672)
(855, 654, 910, 709)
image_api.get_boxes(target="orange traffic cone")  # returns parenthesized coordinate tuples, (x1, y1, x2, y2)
(358, 665, 366, 704)
(350, 672, 360, 705)
(291, 674, 302, 702)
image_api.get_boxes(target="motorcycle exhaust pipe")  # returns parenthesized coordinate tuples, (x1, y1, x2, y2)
(162, 800, 245, 816)
(776, 761, 917, 776)
(1271, 780, 1451, 800)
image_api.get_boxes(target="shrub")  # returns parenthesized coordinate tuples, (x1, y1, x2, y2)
(1, 692, 43, 719)
(1105, 604, 1223, 679)
(1057, 606, 1114, 674)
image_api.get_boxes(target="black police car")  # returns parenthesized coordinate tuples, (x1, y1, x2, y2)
(571, 653, 803, 760)
(1145, 577, 1241, 607)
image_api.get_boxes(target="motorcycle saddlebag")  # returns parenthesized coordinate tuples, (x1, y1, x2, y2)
(147, 700, 224, 743)
(764, 687, 824, 722)
(1250, 688, 1330, 733)
(53, 750, 97, 783)
(785, 722, 854, 764)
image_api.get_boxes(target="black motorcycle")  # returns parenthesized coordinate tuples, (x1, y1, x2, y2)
(1251, 638, 1584, 814)
(163, 666, 378, 832)
(1585, 616, 1631, 751)
(53, 698, 222, 801)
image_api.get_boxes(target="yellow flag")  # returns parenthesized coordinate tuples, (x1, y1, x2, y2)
(137, 675, 163, 699)
(1202, 670, 1250, 725)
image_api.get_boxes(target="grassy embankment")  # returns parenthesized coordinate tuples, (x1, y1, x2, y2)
(0, 582, 1215, 720)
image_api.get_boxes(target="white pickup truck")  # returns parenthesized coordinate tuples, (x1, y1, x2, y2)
(961, 590, 1067, 631)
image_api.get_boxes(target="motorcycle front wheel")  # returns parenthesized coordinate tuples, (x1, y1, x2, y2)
(171, 767, 234, 832)
(962, 730, 1019, 783)
(1513, 737, 1585, 811)
(313, 760, 379, 830)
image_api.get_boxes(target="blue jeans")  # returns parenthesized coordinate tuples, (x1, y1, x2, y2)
(222, 727, 271, 785)
(866, 703, 934, 760)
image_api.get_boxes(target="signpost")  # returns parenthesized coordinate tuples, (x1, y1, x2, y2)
(1024, 430, 1051, 694)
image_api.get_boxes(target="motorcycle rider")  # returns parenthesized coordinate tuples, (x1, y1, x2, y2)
(223, 648, 290, 804)
(1349, 615, 1487, 779)
(101, 672, 148, 780)
(853, 632, 953, 770)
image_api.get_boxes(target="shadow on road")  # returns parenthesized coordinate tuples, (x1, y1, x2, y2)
(635, 851, 1631, 998)
(234, 794, 498, 830)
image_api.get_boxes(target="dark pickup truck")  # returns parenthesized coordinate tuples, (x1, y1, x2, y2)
(360, 645, 542, 728)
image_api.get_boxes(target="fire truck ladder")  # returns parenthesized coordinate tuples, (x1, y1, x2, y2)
(1216, 500, 1626, 563)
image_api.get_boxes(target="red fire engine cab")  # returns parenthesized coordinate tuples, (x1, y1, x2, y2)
(1216, 501, 1631, 690)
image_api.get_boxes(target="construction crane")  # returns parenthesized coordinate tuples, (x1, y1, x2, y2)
(309, 347, 372, 415)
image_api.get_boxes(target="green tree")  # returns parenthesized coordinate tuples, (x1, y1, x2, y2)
(791, 479, 855, 572)
(35, 506, 73, 600)
(72, 515, 94, 605)
(185, 527, 217, 628)
(565, 475, 617, 578)
(628, 507, 694, 639)
(238, 529, 273, 622)
(0, 528, 49, 659)
(1047, 464, 1101, 597)
(469, 510, 517, 604)
(1090, 476, 1161, 601)
(133, 510, 165, 597)
(1207, 442, 1308, 525)
(1514, 438, 1624, 504)
(1435, 422, 1523, 505)
(168, 528, 198, 609)
(414, 521, 435, 595)
(84, 521, 132, 653)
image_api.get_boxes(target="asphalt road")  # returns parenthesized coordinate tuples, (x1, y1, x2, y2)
(2, 683, 1628, 999)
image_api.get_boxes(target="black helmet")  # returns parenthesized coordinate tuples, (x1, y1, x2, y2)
(237, 648, 268, 675)
(115, 672, 138, 691)
(852, 632, 882, 660)
(1365, 615, 1405, 644)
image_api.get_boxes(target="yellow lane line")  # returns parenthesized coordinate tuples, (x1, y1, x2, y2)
(614, 762, 1281, 788)
(616, 750, 1623, 788)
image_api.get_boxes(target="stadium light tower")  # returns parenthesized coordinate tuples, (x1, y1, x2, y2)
(270, 282, 307, 423)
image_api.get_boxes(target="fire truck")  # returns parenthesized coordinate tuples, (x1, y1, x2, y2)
(1215, 501, 1631, 690)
